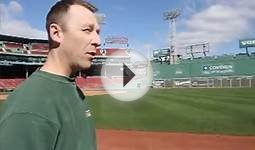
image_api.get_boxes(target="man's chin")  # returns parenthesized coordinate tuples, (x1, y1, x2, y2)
(80, 63, 92, 70)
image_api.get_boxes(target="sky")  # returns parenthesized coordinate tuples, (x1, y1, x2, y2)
(0, 0, 255, 58)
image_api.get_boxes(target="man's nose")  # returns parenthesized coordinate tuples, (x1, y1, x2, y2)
(91, 33, 101, 48)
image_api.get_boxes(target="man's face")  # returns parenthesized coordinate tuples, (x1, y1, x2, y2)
(60, 5, 100, 71)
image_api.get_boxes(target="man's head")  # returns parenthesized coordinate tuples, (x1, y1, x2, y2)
(46, 0, 97, 44)
(45, 0, 101, 73)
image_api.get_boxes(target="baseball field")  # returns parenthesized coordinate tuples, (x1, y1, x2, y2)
(1, 88, 255, 150)
(86, 88, 255, 135)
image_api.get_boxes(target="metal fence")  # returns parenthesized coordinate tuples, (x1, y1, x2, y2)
(153, 75, 255, 88)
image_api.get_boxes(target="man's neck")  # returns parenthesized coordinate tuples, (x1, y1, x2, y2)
(40, 50, 72, 77)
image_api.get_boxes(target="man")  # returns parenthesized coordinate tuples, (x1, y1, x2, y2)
(0, 0, 100, 150)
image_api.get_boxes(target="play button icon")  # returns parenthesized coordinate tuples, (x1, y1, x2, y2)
(123, 63, 135, 87)
(100, 50, 152, 101)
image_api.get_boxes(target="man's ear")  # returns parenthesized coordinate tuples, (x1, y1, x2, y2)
(49, 23, 63, 44)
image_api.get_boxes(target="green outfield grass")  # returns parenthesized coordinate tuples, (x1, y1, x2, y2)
(87, 88, 255, 135)
(1, 88, 255, 135)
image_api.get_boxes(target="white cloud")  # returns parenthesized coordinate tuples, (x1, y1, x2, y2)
(175, 0, 255, 55)
(0, 1, 47, 39)
(134, 43, 157, 58)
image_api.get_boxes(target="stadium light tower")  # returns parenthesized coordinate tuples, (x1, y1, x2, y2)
(163, 9, 180, 64)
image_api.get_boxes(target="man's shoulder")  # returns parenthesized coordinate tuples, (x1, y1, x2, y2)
(2, 76, 62, 125)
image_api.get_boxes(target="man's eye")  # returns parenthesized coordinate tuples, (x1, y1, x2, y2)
(82, 28, 91, 32)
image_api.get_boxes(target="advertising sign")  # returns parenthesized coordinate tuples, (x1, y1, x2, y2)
(105, 36, 128, 45)
(202, 64, 234, 74)
(153, 48, 170, 57)
(239, 39, 255, 48)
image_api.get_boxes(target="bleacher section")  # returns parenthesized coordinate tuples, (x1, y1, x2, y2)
(0, 34, 49, 56)
(0, 41, 49, 56)
(2, 41, 26, 54)
(76, 76, 103, 89)
(75, 76, 123, 90)
(0, 34, 132, 91)
(30, 43, 49, 55)
(95, 48, 129, 56)
(0, 76, 123, 91)
(0, 41, 129, 57)
(0, 42, 4, 52)
(106, 48, 129, 56)
(0, 79, 25, 90)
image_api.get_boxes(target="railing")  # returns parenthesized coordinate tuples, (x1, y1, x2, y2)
(153, 76, 255, 88)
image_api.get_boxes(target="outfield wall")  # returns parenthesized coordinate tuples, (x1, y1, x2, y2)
(152, 55, 255, 88)
(153, 55, 255, 79)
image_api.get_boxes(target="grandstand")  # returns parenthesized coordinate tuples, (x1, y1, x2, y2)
(2, 33, 254, 90)
(0, 34, 130, 91)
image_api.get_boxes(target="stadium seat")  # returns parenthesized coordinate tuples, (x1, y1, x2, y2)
(0, 78, 25, 90)
(29, 43, 49, 56)
(105, 48, 129, 56)
(94, 48, 129, 57)
(3, 41, 26, 54)
(76, 76, 103, 89)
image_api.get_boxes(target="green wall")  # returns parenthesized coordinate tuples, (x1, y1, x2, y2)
(153, 56, 255, 79)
